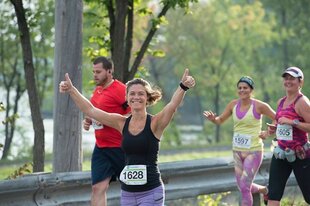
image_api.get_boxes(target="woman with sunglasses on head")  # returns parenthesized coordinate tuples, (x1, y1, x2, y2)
(203, 76, 275, 206)
(266, 67, 310, 206)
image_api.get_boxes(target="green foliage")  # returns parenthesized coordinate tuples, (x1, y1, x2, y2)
(6, 162, 33, 180)
(198, 192, 231, 206)
(85, 47, 109, 60)
(137, 7, 153, 16)
(164, 0, 276, 92)
(1, 0, 310, 170)
(202, 119, 234, 144)
(83, 0, 199, 82)
(162, 0, 199, 9)
(2, 114, 19, 125)
(281, 197, 309, 206)
(0, 102, 4, 112)
(160, 121, 182, 148)
(83, 1, 111, 59)
(132, 65, 151, 79)
(151, 16, 169, 30)
(0, 0, 54, 164)
(152, 0, 310, 142)
(147, 48, 166, 58)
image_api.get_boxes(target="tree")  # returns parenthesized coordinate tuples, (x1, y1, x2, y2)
(9, 0, 45, 172)
(84, 0, 198, 82)
(162, 0, 276, 142)
(53, 0, 83, 172)
(52, 0, 198, 172)
(0, 103, 4, 153)
(1, 0, 54, 161)
(0, 2, 25, 160)
(261, 0, 310, 90)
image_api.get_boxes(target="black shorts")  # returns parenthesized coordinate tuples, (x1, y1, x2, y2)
(91, 145, 125, 185)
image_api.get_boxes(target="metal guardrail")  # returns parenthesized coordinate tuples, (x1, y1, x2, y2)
(0, 154, 297, 206)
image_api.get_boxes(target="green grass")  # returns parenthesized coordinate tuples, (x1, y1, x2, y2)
(158, 150, 232, 163)
(0, 166, 17, 180)
(0, 148, 232, 180)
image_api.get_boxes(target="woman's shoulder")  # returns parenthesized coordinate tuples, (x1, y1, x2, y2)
(227, 99, 239, 110)
(252, 99, 275, 115)
(296, 94, 310, 107)
(298, 93, 309, 101)
(230, 99, 239, 104)
(252, 98, 268, 106)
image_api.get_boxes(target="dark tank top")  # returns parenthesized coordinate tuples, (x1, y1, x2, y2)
(121, 114, 162, 192)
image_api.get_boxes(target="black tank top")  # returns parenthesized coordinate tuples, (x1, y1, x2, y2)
(121, 114, 162, 192)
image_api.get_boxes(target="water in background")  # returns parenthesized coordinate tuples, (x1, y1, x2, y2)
(0, 117, 95, 159)
(1, 115, 204, 159)
(44, 118, 96, 152)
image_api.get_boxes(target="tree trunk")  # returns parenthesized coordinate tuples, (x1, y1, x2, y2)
(10, 0, 45, 172)
(53, 0, 83, 172)
(107, 1, 172, 83)
(111, 0, 128, 82)
(2, 73, 24, 160)
(127, 4, 170, 82)
(214, 83, 221, 143)
(281, 6, 289, 67)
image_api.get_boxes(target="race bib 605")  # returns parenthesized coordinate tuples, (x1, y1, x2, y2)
(276, 124, 293, 141)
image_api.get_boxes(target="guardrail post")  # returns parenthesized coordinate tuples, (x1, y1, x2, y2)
(253, 193, 261, 206)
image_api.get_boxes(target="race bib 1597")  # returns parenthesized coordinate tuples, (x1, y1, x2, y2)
(233, 133, 252, 149)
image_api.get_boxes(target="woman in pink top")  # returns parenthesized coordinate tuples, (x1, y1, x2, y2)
(266, 67, 310, 206)
(204, 76, 275, 206)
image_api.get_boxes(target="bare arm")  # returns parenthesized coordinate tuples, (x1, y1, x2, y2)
(152, 69, 195, 139)
(255, 100, 276, 121)
(296, 96, 310, 132)
(255, 100, 276, 139)
(59, 73, 125, 132)
(267, 98, 282, 136)
(203, 100, 236, 125)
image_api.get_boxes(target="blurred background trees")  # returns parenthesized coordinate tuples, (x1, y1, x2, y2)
(1, 0, 310, 170)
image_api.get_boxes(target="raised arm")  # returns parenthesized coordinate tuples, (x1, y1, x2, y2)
(203, 100, 236, 125)
(152, 68, 195, 138)
(59, 73, 125, 132)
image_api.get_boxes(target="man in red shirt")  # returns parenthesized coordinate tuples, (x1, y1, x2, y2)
(83, 56, 130, 206)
